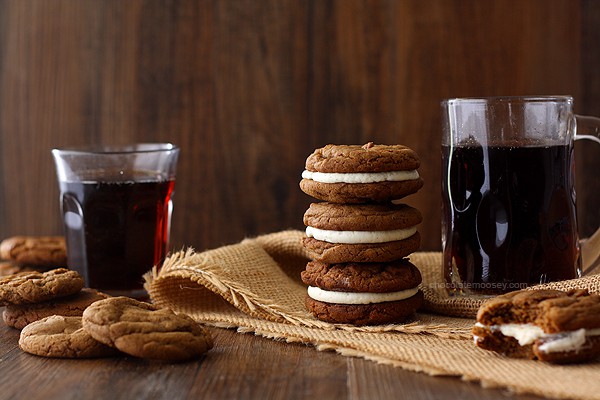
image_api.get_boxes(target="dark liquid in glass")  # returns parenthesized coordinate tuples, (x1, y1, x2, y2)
(60, 172, 175, 295)
(442, 144, 581, 295)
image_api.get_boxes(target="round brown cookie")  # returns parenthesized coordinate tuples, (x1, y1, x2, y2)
(300, 143, 424, 203)
(302, 232, 421, 264)
(19, 315, 119, 358)
(473, 289, 600, 363)
(4, 288, 110, 329)
(302, 234, 421, 264)
(304, 202, 422, 231)
(305, 143, 421, 173)
(301, 259, 422, 293)
(300, 180, 424, 204)
(0, 236, 67, 267)
(82, 297, 213, 361)
(0, 268, 84, 306)
(305, 290, 424, 326)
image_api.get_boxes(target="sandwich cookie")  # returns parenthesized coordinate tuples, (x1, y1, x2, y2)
(302, 202, 422, 263)
(300, 143, 424, 203)
(473, 289, 600, 364)
(301, 259, 423, 325)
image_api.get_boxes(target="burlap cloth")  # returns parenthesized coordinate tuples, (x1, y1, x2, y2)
(145, 230, 600, 400)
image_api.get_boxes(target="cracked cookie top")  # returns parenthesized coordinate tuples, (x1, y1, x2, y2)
(476, 289, 600, 333)
(304, 143, 421, 173)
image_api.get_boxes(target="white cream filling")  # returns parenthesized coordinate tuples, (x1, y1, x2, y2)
(499, 323, 545, 346)
(305, 226, 417, 244)
(538, 329, 587, 353)
(302, 170, 419, 184)
(307, 286, 419, 305)
(475, 322, 600, 353)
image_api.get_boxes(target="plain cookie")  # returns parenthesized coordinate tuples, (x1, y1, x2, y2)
(82, 297, 213, 361)
(4, 288, 109, 329)
(19, 315, 118, 358)
(0, 236, 67, 267)
(0, 268, 84, 306)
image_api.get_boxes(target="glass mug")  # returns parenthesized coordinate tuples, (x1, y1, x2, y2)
(52, 143, 179, 298)
(441, 96, 600, 296)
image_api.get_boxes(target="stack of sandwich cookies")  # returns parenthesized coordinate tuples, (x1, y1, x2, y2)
(299, 143, 424, 325)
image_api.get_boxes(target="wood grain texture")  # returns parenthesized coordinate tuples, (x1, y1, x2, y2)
(0, 322, 546, 400)
(0, 0, 595, 255)
(578, 0, 600, 239)
(347, 357, 543, 400)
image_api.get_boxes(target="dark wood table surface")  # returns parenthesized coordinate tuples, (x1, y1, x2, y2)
(0, 319, 547, 400)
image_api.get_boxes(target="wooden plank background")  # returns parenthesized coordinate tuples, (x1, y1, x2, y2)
(0, 0, 598, 254)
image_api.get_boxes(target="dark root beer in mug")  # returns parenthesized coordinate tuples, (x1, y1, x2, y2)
(440, 97, 600, 296)
(442, 141, 579, 295)
(52, 143, 179, 298)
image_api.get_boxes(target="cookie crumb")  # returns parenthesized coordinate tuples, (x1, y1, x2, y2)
(362, 142, 375, 150)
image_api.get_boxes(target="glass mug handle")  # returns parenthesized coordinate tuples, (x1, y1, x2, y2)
(575, 115, 600, 145)
(574, 115, 600, 273)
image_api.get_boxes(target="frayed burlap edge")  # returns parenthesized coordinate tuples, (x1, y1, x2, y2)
(144, 233, 473, 338)
(145, 230, 600, 330)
